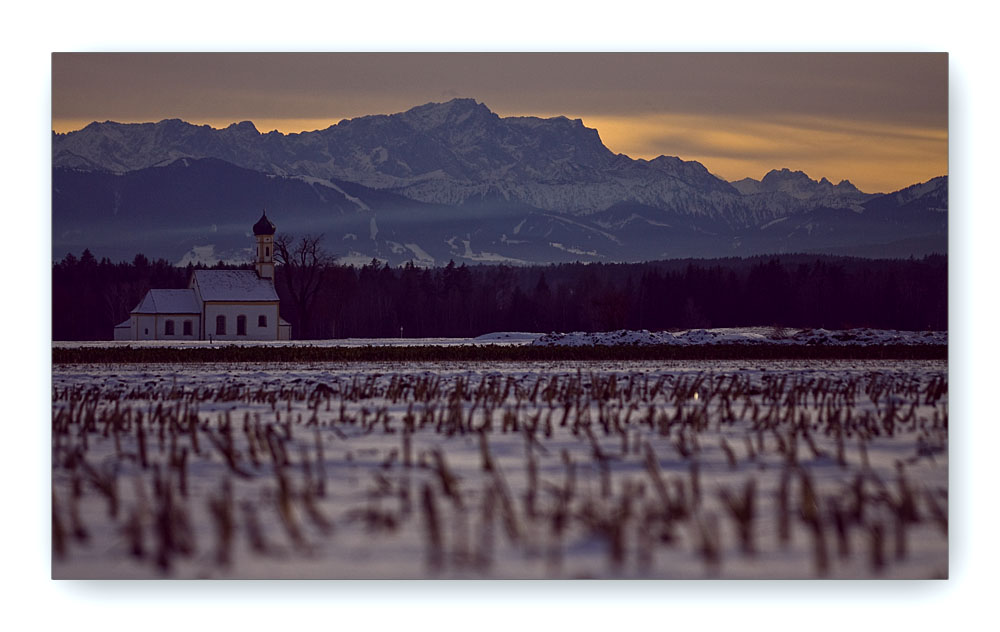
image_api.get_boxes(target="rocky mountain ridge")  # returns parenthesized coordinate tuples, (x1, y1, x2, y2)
(52, 99, 947, 266)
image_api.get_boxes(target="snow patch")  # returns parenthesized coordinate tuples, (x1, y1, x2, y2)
(324, 180, 372, 211)
(338, 252, 388, 267)
(175, 244, 250, 267)
(544, 213, 622, 245)
(458, 239, 528, 264)
(386, 241, 408, 255)
(531, 328, 948, 347)
(549, 242, 603, 258)
(404, 243, 435, 265)
(644, 217, 672, 228)
(472, 332, 543, 343)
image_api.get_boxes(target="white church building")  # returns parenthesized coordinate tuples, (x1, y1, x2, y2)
(114, 212, 292, 341)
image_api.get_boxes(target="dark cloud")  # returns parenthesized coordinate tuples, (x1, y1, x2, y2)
(52, 52, 947, 126)
(51, 52, 947, 191)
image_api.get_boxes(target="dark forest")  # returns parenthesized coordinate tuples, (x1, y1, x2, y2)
(51, 250, 947, 341)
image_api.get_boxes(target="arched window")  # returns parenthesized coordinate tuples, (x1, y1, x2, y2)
(183, 320, 193, 336)
(237, 315, 247, 336)
(164, 320, 175, 335)
(265, 246, 270, 257)
(258, 314, 267, 328)
(216, 315, 226, 335)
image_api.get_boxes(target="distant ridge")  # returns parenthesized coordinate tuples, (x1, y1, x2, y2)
(52, 99, 947, 266)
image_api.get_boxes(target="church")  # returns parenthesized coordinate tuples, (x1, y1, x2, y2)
(114, 212, 292, 341)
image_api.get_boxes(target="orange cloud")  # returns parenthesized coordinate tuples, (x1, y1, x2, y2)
(574, 112, 947, 193)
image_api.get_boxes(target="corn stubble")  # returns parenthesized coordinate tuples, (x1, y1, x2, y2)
(51, 364, 948, 578)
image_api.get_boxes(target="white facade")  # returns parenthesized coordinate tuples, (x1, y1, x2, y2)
(113, 321, 131, 341)
(131, 313, 202, 340)
(255, 232, 275, 281)
(202, 302, 280, 341)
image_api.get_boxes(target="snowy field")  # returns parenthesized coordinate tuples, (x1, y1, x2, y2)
(51, 359, 947, 579)
(53, 332, 540, 349)
(53, 328, 946, 349)
(531, 328, 947, 347)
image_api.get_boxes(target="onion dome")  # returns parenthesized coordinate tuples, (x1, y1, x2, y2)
(253, 210, 276, 235)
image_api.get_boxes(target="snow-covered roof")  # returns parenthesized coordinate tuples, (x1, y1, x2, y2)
(130, 289, 201, 314)
(192, 270, 279, 302)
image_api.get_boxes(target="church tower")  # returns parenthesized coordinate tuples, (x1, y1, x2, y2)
(252, 210, 277, 282)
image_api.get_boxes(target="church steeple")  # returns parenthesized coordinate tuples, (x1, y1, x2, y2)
(253, 210, 276, 282)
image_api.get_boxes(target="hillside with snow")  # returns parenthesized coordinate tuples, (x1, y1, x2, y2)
(52, 99, 948, 266)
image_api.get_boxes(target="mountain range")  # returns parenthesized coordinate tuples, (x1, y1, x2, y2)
(52, 98, 947, 266)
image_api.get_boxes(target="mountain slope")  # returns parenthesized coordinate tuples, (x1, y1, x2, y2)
(51, 99, 948, 265)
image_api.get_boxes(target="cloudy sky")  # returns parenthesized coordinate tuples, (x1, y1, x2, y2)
(52, 52, 946, 193)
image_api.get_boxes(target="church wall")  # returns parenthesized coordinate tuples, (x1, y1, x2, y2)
(134, 314, 156, 340)
(256, 233, 275, 281)
(132, 313, 201, 340)
(203, 302, 280, 341)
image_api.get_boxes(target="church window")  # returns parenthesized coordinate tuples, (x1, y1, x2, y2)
(216, 315, 226, 335)
(265, 246, 270, 257)
(183, 320, 192, 336)
(258, 315, 267, 328)
(165, 320, 175, 335)
(237, 315, 247, 336)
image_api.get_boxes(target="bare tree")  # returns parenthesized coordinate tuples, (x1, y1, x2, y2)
(273, 233, 336, 339)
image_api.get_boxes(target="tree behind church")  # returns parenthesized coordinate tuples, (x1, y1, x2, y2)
(273, 233, 336, 339)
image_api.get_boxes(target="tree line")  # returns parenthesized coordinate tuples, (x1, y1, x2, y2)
(52, 245, 947, 341)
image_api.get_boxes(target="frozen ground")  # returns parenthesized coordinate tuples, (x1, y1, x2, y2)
(532, 328, 947, 347)
(53, 332, 539, 349)
(51, 359, 947, 579)
(53, 328, 945, 349)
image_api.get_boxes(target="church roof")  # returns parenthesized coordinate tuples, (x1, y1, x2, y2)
(253, 211, 276, 236)
(192, 269, 279, 302)
(131, 289, 201, 314)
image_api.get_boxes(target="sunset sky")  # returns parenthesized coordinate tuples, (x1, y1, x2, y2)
(51, 52, 947, 193)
